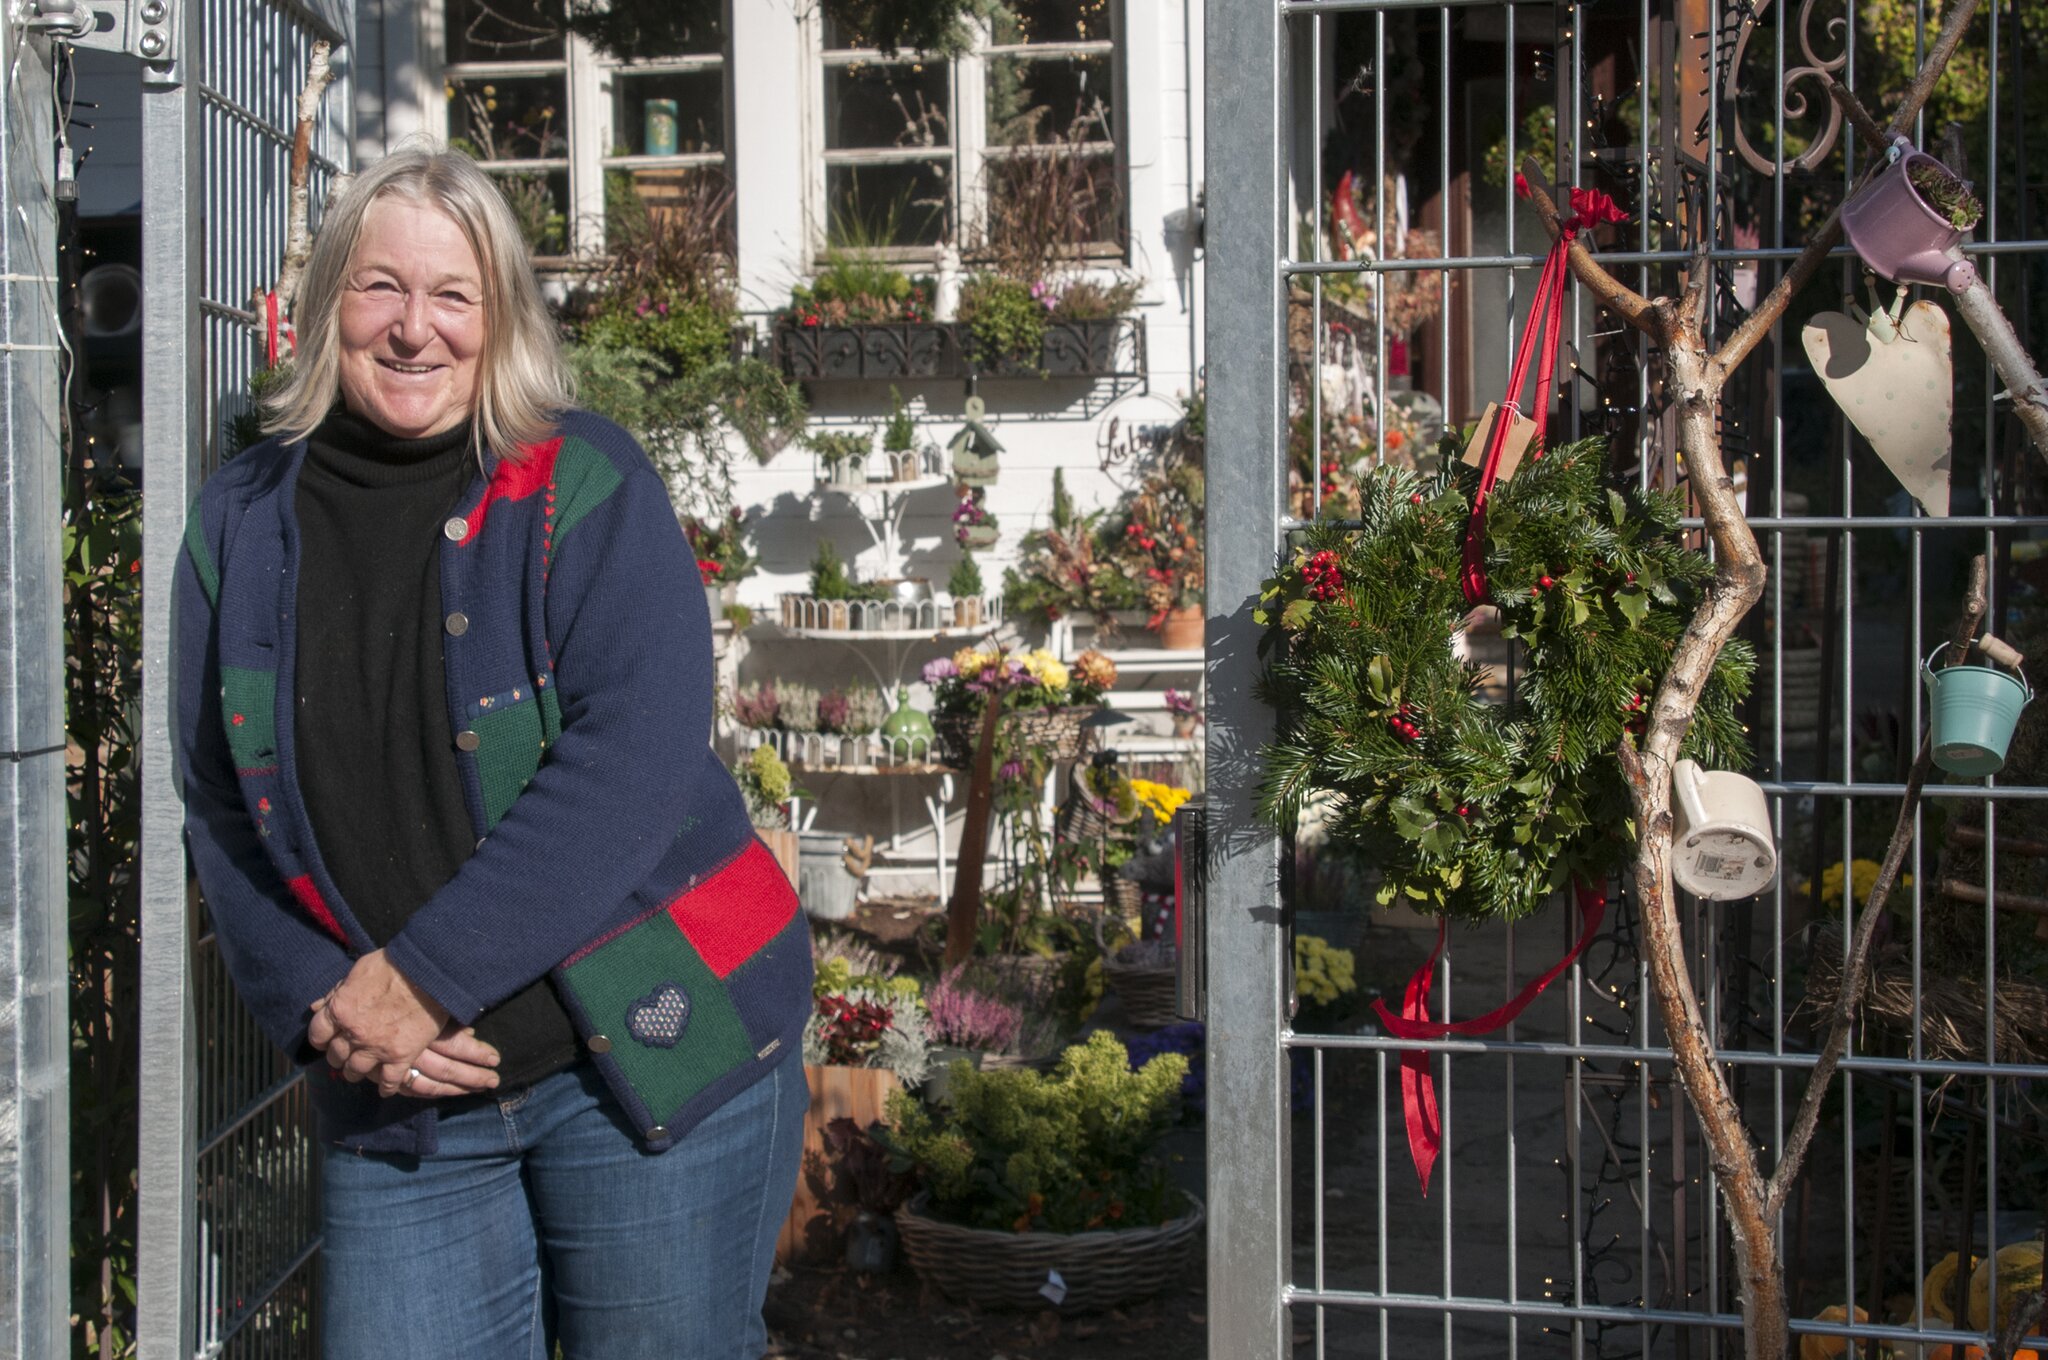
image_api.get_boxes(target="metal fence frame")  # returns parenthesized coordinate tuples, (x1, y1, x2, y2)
(139, 3, 350, 1354)
(1204, 0, 2048, 1355)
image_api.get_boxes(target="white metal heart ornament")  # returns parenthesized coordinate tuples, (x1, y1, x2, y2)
(1801, 300, 1954, 516)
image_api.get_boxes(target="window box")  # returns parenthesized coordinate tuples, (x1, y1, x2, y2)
(772, 319, 966, 382)
(772, 317, 1145, 384)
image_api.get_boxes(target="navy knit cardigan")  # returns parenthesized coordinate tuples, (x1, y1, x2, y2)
(175, 409, 812, 1155)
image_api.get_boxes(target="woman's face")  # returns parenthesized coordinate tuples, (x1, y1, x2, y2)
(336, 198, 486, 440)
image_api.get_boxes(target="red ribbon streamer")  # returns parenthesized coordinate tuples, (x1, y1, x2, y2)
(263, 290, 295, 369)
(1460, 186, 1628, 606)
(1372, 882, 1609, 1196)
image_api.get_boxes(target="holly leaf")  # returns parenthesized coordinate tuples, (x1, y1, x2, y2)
(1509, 769, 1547, 797)
(1281, 598, 1316, 631)
(1614, 586, 1650, 627)
(1389, 795, 1435, 842)
(1570, 594, 1590, 627)
(1607, 488, 1628, 527)
(1366, 654, 1393, 705)
(1419, 816, 1464, 855)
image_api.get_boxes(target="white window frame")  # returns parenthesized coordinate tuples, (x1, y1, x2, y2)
(804, 1, 1127, 271)
(425, 1, 733, 261)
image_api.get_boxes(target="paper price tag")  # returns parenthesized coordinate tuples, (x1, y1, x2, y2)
(1039, 1270, 1068, 1306)
(1462, 402, 1539, 483)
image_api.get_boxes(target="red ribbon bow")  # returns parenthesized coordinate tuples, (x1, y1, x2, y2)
(1372, 882, 1609, 1195)
(1459, 184, 1628, 606)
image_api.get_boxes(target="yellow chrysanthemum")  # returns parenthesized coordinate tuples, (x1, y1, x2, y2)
(1129, 778, 1192, 824)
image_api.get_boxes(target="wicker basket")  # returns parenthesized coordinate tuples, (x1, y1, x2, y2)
(895, 1193, 1203, 1311)
(1095, 911, 1180, 1029)
(935, 704, 1097, 771)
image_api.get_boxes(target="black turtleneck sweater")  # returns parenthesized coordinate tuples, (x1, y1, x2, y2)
(294, 407, 580, 1091)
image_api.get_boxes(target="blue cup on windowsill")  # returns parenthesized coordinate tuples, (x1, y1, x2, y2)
(644, 99, 679, 157)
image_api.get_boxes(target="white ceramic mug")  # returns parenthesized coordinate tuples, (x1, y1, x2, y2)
(1670, 759, 1778, 901)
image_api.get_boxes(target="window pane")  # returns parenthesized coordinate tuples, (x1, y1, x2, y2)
(825, 62, 951, 151)
(826, 161, 951, 248)
(989, 0, 1112, 46)
(445, 0, 564, 65)
(984, 149, 1120, 246)
(614, 69, 725, 156)
(484, 168, 570, 256)
(447, 74, 568, 161)
(986, 53, 1114, 146)
(606, 167, 734, 253)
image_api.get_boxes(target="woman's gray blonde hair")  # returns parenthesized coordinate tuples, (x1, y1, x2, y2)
(262, 143, 573, 455)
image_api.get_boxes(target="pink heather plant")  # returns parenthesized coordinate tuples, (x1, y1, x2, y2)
(925, 967, 1024, 1052)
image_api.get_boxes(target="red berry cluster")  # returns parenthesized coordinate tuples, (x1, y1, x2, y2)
(814, 994, 894, 1067)
(1303, 549, 1345, 601)
(1388, 702, 1422, 742)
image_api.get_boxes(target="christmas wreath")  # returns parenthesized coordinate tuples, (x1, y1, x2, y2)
(1255, 435, 1754, 922)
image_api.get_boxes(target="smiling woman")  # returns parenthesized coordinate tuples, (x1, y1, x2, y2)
(174, 145, 812, 1360)
(261, 145, 573, 458)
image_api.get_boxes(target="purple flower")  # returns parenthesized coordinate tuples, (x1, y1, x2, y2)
(998, 760, 1025, 780)
(922, 657, 958, 684)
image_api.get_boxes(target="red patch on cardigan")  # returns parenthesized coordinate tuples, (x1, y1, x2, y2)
(285, 874, 348, 945)
(457, 437, 564, 546)
(665, 839, 799, 979)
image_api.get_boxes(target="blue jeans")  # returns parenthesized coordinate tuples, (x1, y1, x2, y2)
(319, 1054, 805, 1360)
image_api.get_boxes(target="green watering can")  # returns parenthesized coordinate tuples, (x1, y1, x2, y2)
(1922, 639, 2033, 777)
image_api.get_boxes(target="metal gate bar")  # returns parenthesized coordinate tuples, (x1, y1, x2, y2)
(139, 3, 349, 1355)
(1205, 0, 2048, 1354)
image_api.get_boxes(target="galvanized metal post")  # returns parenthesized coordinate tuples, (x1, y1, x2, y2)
(0, 18, 69, 1360)
(136, 3, 203, 1352)
(1202, 1, 1289, 1357)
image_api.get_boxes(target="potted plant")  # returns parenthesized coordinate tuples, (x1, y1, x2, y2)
(876, 1031, 1201, 1311)
(731, 743, 800, 886)
(730, 681, 782, 731)
(1111, 455, 1205, 649)
(808, 540, 856, 629)
(1003, 469, 1145, 636)
(949, 553, 985, 629)
(920, 965, 1024, 1103)
(953, 488, 999, 550)
(777, 231, 954, 380)
(957, 272, 1048, 376)
(879, 386, 932, 482)
(813, 428, 872, 489)
(1840, 140, 1984, 289)
(683, 510, 753, 618)
(1039, 275, 1143, 376)
(921, 645, 1116, 772)
(819, 1118, 917, 1274)
(1164, 688, 1201, 739)
(781, 962, 933, 1265)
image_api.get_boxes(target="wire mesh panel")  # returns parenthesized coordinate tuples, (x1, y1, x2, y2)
(139, 2, 349, 1355)
(1205, 0, 2048, 1355)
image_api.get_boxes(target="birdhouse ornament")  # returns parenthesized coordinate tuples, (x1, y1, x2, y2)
(947, 395, 1002, 487)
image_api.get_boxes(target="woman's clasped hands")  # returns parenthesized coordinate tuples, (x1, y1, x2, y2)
(308, 949, 502, 1099)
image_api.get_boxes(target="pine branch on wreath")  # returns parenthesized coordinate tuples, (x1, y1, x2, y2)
(1254, 434, 1753, 922)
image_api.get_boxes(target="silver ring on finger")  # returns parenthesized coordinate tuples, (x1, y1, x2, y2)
(401, 1066, 422, 1091)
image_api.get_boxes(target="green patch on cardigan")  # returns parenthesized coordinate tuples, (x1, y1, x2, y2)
(561, 911, 755, 1126)
(184, 504, 220, 608)
(550, 437, 624, 547)
(539, 682, 562, 746)
(470, 696, 545, 828)
(220, 666, 276, 770)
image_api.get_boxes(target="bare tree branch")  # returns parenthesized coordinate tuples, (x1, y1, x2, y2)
(1715, 0, 1983, 374)
(1766, 556, 1989, 1219)
(270, 39, 336, 317)
(1516, 161, 1671, 345)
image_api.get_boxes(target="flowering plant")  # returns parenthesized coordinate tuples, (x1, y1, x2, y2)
(731, 744, 794, 830)
(683, 510, 754, 586)
(1163, 688, 1199, 720)
(921, 645, 1114, 723)
(1108, 458, 1205, 622)
(924, 967, 1024, 1052)
(952, 489, 997, 545)
(1293, 934, 1356, 1007)
(804, 981, 932, 1084)
(1808, 858, 1915, 912)
(1129, 777, 1191, 827)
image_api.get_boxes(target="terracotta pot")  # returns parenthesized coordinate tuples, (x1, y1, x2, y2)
(1171, 713, 1198, 739)
(1158, 605, 1204, 651)
(778, 1065, 906, 1265)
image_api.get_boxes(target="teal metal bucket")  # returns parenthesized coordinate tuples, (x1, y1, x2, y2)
(1922, 644, 2033, 777)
